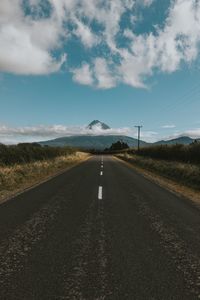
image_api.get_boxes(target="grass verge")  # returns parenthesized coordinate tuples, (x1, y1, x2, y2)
(116, 153, 200, 208)
(0, 152, 90, 204)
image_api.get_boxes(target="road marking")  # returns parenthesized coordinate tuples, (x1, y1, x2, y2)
(101, 165, 103, 168)
(98, 186, 103, 200)
(100, 171, 103, 176)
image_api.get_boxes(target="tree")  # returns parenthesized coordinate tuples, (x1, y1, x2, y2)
(109, 140, 129, 151)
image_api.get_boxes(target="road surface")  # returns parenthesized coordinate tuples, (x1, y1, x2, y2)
(0, 155, 200, 299)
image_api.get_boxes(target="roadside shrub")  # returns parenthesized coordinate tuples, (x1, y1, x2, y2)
(128, 142, 200, 165)
(0, 143, 75, 166)
(118, 154, 200, 190)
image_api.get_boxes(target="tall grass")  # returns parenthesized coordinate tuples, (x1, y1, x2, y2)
(127, 142, 200, 165)
(0, 143, 75, 166)
(0, 143, 88, 201)
(118, 153, 200, 191)
(0, 152, 88, 201)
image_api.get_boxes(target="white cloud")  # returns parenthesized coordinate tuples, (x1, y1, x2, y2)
(72, 0, 200, 88)
(73, 19, 98, 48)
(161, 124, 176, 129)
(0, 123, 134, 144)
(1, 0, 200, 88)
(0, 123, 166, 144)
(0, 26, 66, 75)
(94, 58, 117, 89)
(168, 128, 200, 139)
(72, 58, 117, 89)
(72, 63, 94, 86)
(138, 131, 158, 143)
(139, 0, 154, 7)
(182, 129, 200, 139)
(0, 0, 67, 75)
(154, 0, 200, 72)
(4, 123, 200, 144)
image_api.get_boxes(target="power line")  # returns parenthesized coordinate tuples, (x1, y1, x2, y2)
(148, 80, 200, 132)
(157, 81, 200, 113)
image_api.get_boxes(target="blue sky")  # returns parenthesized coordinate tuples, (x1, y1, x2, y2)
(0, 0, 200, 143)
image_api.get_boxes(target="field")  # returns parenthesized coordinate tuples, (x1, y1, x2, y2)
(134, 142, 200, 164)
(0, 143, 76, 165)
(0, 144, 89, 202)
(118, 143, 200, 191)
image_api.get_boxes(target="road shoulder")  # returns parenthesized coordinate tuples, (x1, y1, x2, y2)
(114, 155, 200, 209)
(0, 153, 91, 206)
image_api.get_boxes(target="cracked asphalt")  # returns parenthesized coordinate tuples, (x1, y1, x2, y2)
(0, 155, 199, 299)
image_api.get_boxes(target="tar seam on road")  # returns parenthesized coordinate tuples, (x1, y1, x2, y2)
(98, 186, 103, 200)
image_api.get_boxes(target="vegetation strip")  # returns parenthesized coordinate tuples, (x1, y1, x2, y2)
(0, 143, 76, 165)
(115, 154, 200, 208)
(0, 152, 90, 204)
(135, 142, 200, 165)
(117, 152, 200, 190)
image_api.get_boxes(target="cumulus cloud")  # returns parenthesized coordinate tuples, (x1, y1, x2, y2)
(73, 0, 200, 88)
(72, 63, 94, 86)
(1, 0, 200, 87)
(94, 58, 117, 89)
(0, 0, 67, 75)
(73, 19, 99, 48)
(72, 58, 116, 89)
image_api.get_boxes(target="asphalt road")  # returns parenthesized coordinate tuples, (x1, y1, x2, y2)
(0, 155, 200, 299)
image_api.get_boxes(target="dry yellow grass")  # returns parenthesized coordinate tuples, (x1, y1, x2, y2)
(0, 152, 90, 203)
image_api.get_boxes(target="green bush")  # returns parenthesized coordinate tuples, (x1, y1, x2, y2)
(128, 142, 200, 165)
(0, 143, 75, 166)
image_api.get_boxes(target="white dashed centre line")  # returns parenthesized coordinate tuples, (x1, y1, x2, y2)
(98, 186, 103, 200)
(100, 171, 103, 176)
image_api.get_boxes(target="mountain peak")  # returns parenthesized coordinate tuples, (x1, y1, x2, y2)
(87, 120, 110, 130)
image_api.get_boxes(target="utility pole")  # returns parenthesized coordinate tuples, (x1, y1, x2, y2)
(135, 125, 143, 151)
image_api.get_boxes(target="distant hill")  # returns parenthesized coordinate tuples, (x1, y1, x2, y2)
(154, 136, 195, 145)
(40, 120, 147, 149)
(39, 120, 199, 150)
(40, 135, 147, 150)
(39, 135, 198, 150)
